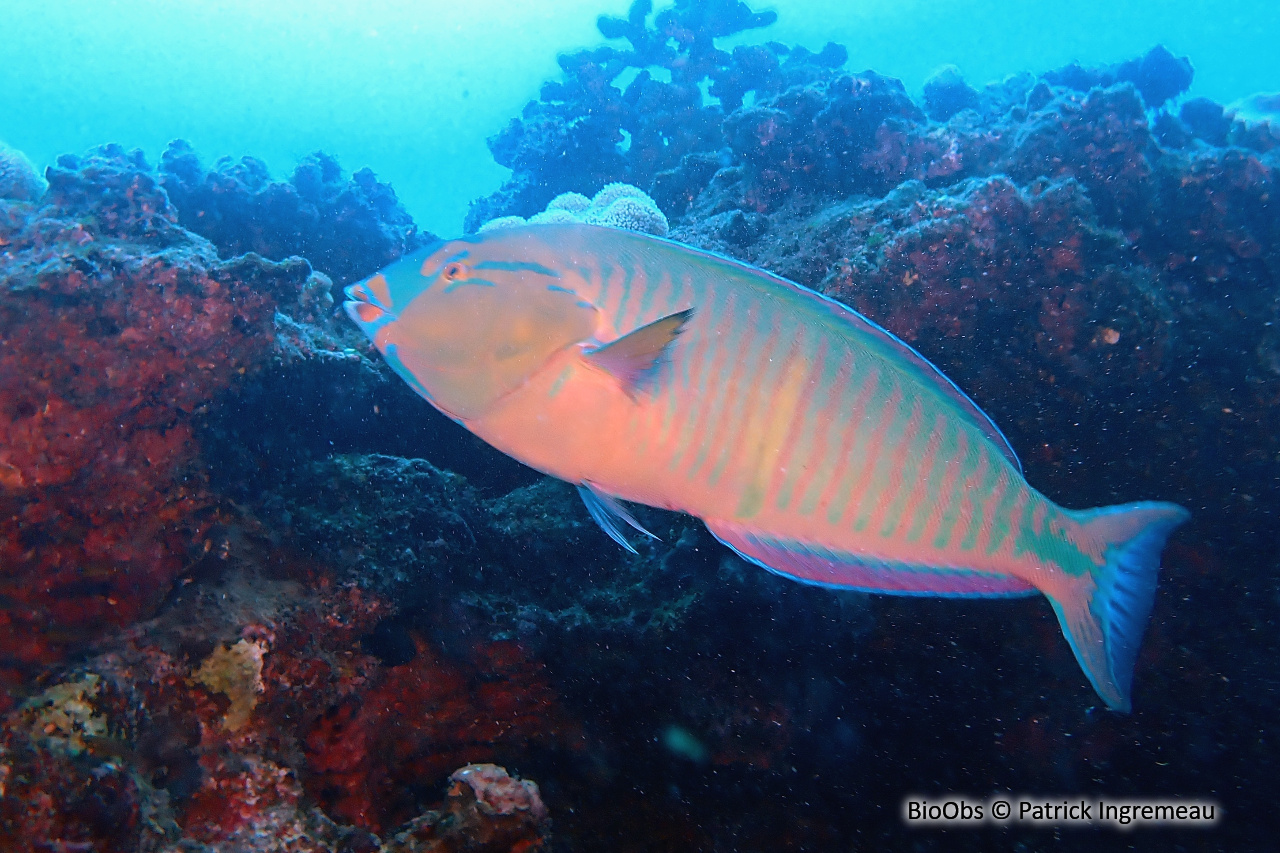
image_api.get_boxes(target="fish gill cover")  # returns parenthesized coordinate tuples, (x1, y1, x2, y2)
(0, 0, 1277, 851)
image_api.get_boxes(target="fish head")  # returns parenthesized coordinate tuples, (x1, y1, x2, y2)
(344, 229, 599, 421)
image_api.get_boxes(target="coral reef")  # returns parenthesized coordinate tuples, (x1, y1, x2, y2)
(0, 141, 44, 202)
(263, 452, 721, 633)
(160, 140, 426, 287)
(1041, 44, 1194, 108)
(1226, 91, 1280, 150)
(190, 638, 267, 732)
(0, 564, 561, 852)
(379, 765, 549, 853)
(722, 69, 928, 203)
(465, 0, 847, 230)
(0, 144, 326, 701)
(304, 635, 563, 834)
(921, 64, 980, 121)
(4, 1, 1280, 850)
(445, 7, 1277, 848)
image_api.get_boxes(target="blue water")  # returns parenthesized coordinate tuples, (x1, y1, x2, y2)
(3, 0, 1277, 235)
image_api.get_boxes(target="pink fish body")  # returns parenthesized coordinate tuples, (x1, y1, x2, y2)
(345, 223, 1188, 711)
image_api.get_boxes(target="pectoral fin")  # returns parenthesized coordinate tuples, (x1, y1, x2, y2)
(585, 309, 693, 395)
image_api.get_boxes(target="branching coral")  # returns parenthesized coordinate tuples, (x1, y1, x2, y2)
(465, 0, 849, 230)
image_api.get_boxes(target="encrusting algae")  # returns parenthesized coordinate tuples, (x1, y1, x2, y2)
(18, 673, 107, 756)
(191, 638, 268, 732)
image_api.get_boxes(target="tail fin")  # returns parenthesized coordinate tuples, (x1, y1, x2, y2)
(1050, 501, 1190, 712)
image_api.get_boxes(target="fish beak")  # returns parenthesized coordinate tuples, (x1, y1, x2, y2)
(343, 276, 395, 340)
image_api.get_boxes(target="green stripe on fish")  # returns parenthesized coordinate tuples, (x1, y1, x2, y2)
(343, 222, 1189, 712)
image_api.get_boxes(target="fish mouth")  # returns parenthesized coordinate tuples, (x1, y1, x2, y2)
(343, 276, 394, 335)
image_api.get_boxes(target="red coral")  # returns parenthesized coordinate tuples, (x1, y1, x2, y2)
(304, 635, 565, 834)
(0, 746, 142, 853)
(0, 205, 293, 704)
(179, 753, 303, 845)
(0, 267, 269, 683)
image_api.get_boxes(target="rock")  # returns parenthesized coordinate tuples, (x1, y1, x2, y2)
(923, 65, 980, 121)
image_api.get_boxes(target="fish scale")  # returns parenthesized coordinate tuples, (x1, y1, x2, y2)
(344, 222, 1189, 711)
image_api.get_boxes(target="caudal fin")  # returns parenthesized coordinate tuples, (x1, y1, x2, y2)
(1050, 501, 1190, 712)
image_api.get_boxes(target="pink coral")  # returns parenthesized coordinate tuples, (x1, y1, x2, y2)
(450, 764, 548, 821)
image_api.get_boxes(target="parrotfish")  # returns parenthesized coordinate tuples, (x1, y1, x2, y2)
(344, 223, 1188, 711)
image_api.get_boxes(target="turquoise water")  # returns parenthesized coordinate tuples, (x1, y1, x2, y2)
(3, 0, 1277, 235)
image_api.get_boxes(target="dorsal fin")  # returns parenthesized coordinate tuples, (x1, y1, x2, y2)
(616, 229, 1023, 473)
(584, 308, 694, 395)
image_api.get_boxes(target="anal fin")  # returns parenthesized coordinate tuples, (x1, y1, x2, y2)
(706, 519, 1037, 597)
(578, 482, 660, 554)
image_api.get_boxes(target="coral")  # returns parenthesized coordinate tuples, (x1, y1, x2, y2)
(448, 764, 548, 821)
(724, 70, 927, 204)
(262, 454, 720, 636)
(545, 190, 591, 213)
(275, 453, 484, 599)
(526, 208, 580, 225)
(1042, 44, 1194, 108)
(190, 638, 267, 732)
(1146, 146, 1276, 271)
(0, 141, 44, 202)
(376, 765, 550, 853)
(0, 144, 323, 702)
(475, 214, 528, 234)
(159, 140, 425, 287)
(464, 0, 848, 230)
(588, 194, 669, 233)
(1116, 44, 1195, 108)
(1003, 84, 1154, 226)
(303, 636, 565, 834)
(43, 144, 185, 242)
(0, 563, 563, 852)
(1226, 91, 1280, 151)
(1179, 97, 1232, 146)
(922, 65, 980, 121)
(0, 735, 145, 853)
(649, 150, 724, 215)
(480, 182, 669, 235)
(822, 176, 1172, 396)
(16, 674, 107, 756)
(588, 180, 649, 210)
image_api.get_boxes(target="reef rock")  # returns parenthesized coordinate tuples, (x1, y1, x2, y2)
(160, 140, 425, 287)
(0, 144, 328, 698)
(0, 141, 45, 201)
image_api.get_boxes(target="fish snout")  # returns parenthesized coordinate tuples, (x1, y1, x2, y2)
(343, 275, 395, 338)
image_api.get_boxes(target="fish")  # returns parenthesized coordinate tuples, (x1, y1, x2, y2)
(344, 222, 1189, 711)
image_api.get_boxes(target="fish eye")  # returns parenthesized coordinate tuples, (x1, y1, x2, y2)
(441, 261, 468, 281)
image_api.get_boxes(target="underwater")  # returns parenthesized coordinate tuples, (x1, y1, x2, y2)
(1, 0, 1278, 850)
